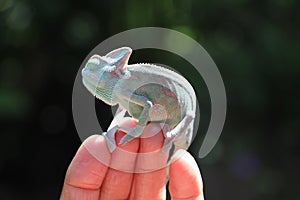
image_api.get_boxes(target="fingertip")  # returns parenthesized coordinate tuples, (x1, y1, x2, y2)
(169, 150, 204, 199)
(82, 134, 111, 164)
(108, 119, 140, 173)
(141, 122, 164, 140)
(65, 134, 111, 190)
(129, 123, 168, 199)
(99, 119, 139, 199)
(140, 123, 165, 152)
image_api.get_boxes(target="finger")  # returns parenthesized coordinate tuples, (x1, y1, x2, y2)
(169, 149, 204, 200)
(130, 123, 169, 200)
(100, 119, 140, 200)
(60, 135, 111, 200)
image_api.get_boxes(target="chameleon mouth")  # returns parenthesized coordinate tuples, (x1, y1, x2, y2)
(82, 79, 98, 95)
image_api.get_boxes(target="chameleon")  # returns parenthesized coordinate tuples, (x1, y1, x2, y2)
(81, 47, 196, 153)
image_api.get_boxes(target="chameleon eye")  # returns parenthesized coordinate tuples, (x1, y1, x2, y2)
(86, 58, 99, 71)
(89, 57, 100, 65)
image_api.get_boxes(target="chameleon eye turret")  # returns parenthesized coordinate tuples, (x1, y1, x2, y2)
(105, 47, 132, 65)
(85, 56, 100, 72)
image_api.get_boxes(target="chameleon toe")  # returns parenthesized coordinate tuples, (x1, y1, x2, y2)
(119, 134, 135, 145)
(102, 126, 118, 152)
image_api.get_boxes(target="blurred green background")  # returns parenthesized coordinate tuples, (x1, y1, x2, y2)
(0, 0, 299, 199)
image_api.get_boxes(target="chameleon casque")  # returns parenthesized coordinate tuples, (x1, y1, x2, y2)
(81, 47, 196, 153)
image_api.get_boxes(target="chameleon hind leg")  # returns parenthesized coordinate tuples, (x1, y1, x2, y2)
(161, 111, 195, 153)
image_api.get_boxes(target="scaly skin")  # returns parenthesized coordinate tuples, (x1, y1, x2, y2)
(82, 47, 196, 153)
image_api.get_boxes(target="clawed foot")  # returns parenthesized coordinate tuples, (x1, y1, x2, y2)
(119, 134, 135, 145)
(161, 124, 175, 153)
(104, 123, 176, 153)
(119, 126, 143, 145)
(102, 126, 118, 152)
(161, 132, 176, 153)
(103, 125, 131, 152)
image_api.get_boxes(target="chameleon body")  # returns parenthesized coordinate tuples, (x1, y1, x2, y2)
(82, 47, 196, 153)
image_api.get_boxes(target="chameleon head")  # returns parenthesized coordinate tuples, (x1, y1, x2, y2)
(81, 47, 132, 105)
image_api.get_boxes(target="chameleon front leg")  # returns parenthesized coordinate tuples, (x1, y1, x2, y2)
(107, 106, 127, 130)
(103, 106, 132, 152)
(116, 92, 153, 144)
(119, 100, 153, 144)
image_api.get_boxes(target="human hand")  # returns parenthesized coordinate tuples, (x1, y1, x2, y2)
(60, 119, 204, 200)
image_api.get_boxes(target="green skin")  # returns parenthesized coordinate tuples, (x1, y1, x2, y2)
(82, 47, 196, 152)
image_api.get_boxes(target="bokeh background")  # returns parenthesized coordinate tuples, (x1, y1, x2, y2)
(0, 0, 299, 199)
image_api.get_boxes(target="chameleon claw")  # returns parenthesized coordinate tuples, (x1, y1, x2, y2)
(119, 125, 143, 145)
(160, 124, 172, 153)
(119, 134, 135, 145)
(102, 126, 118, 152)
(161, 144, 172, 153)
(161, 139, 173, 153)
(161, 131, 176, 153)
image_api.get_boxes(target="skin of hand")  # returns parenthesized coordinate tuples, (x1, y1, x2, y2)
(60, 119, 204, 200)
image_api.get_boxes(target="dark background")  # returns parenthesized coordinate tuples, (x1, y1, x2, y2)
(0, 0, 299, 199)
